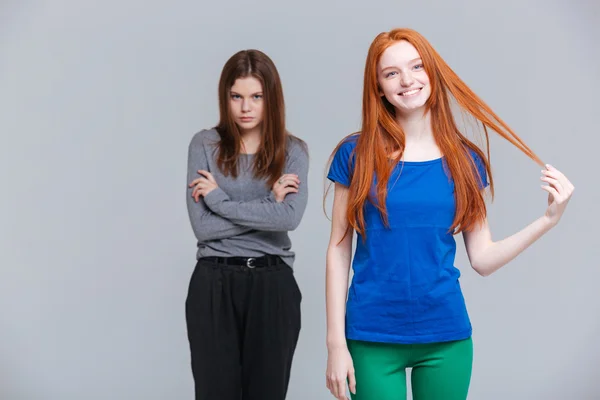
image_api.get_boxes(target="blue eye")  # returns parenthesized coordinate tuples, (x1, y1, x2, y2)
(231, 94, 241, 99)
(414, 64, 424, 70)
(386, 71, 397, 78)
(253, 94, 263, 99)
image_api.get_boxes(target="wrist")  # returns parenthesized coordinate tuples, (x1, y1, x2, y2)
(203, 187, 228, 210)
(327, 337, 348, 351)
(205, 186, 218, 196)
(541, 214, 559, 229)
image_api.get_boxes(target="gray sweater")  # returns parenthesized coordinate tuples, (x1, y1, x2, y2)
(186, 128, 309, 267)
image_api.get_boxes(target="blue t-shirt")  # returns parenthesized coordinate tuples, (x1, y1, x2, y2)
(327, 134, 488, 344)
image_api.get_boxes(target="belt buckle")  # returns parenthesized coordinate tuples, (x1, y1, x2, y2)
(246, 257, 256, 268)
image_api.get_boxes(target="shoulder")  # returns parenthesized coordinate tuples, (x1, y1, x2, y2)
(189, 128, 220, 149)
(338, 133, 359, 151)
(326, 133, 359, 185)
(334, 133, 360, 158)
(286, 133, 309, 160)
(465, 146, 487, 170)
(463, 145, 489, 187)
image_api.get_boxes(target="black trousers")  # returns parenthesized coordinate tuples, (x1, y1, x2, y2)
(185, 255, 302, 400)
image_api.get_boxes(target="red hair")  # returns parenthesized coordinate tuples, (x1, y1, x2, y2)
(331, 28, 543, 237)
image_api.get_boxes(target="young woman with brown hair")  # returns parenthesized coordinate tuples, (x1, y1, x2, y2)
(325, 28, 574, 400)
(185, 49, 308, 400)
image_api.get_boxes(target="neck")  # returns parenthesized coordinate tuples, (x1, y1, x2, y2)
(395, 108, 433, 142)
(240, 127, 262, 154)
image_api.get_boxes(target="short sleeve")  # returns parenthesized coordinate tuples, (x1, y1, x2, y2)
(469, 148, 489, 189)
(327, 136, 358, 187)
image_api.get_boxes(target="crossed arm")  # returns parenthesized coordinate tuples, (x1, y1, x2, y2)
(186, 135, 309, 242)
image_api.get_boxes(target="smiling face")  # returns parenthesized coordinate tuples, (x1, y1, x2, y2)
(377, 40, 431, 116)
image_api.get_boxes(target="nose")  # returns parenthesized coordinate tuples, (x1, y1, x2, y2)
(399, 71, 414, 87)
(241, 98, 251, 112)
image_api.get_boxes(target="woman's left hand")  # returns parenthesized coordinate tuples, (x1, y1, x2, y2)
(189, 170, 219, 202)
(540, 164, 575, 226)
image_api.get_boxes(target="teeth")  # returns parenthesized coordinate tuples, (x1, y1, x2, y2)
(400, 89, 420, 96)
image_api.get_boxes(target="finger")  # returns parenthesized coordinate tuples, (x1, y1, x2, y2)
(348, 370, 356, 394)
(545, 164, 562, 173)
(327, 378, 334, 395)
(541, 184, 560, 200)
(284, 181, 299, 189)
(277, 177, 299, 186)
(279, 174, 300, 183)
(197, 170, 215, 182)
(542, 169, 565, 182)
(193, 187, 204, 201)
(545, 168, 575, 191)
(544, 165, 571, 188)
(188, 177, 204, 187)
(191, 177, 209, 187)
(331, 378, 339, 398)
(192, 184, 207, 200)
(279, 178, 300, 186)
(283, 187, 299, 195)
(337, 379, 346, 400)
(541, 177, 564, 194)
(192, 181, 207, 192)
(286, 174, 301, 183)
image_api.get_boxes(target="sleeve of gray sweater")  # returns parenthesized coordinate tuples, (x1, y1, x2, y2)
(186, 137, 254, 242)
(202, 140, 309, 232)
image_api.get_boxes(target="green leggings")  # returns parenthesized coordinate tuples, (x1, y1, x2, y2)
(347, 337, 473, 400)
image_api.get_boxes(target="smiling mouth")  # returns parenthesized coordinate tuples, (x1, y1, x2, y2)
(399, 88, 422, 97)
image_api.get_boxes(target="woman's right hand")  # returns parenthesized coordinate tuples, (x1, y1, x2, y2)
(326, 346, 356, 400)
(272, 173, 300, 203)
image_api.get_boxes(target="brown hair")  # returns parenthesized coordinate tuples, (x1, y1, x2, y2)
(215, 49, 299, 186)
(330, 28, 543, 237)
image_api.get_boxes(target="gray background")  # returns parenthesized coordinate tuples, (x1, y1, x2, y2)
(1, 0, 599, 399)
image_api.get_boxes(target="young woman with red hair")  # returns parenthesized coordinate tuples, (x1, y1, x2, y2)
(324, 28, 574, 400)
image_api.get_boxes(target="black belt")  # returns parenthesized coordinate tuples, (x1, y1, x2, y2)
(199, 255, 283, 269)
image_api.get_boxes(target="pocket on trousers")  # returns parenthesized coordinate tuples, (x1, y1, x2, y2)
(283, 266, 302, 303)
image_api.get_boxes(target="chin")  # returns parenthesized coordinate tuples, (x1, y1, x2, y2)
(394, 102, 427, 114)
(236, 121, 261, 132)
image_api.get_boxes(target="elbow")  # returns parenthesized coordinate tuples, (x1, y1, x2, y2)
(192, 226, 215, 243)
(326, 246, 352, 273)
(194, 231, 211, 243)
(284, 218, 301, 231)
(471, 261, 492, 277)
(276, 211, 302, 231)
(274, 204, 306, 231)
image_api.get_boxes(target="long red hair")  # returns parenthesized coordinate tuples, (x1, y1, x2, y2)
(330, 28, 543, 237)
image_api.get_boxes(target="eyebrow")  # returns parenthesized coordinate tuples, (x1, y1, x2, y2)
(381, 57, 422, 71)
(230, 91, 263, 96)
